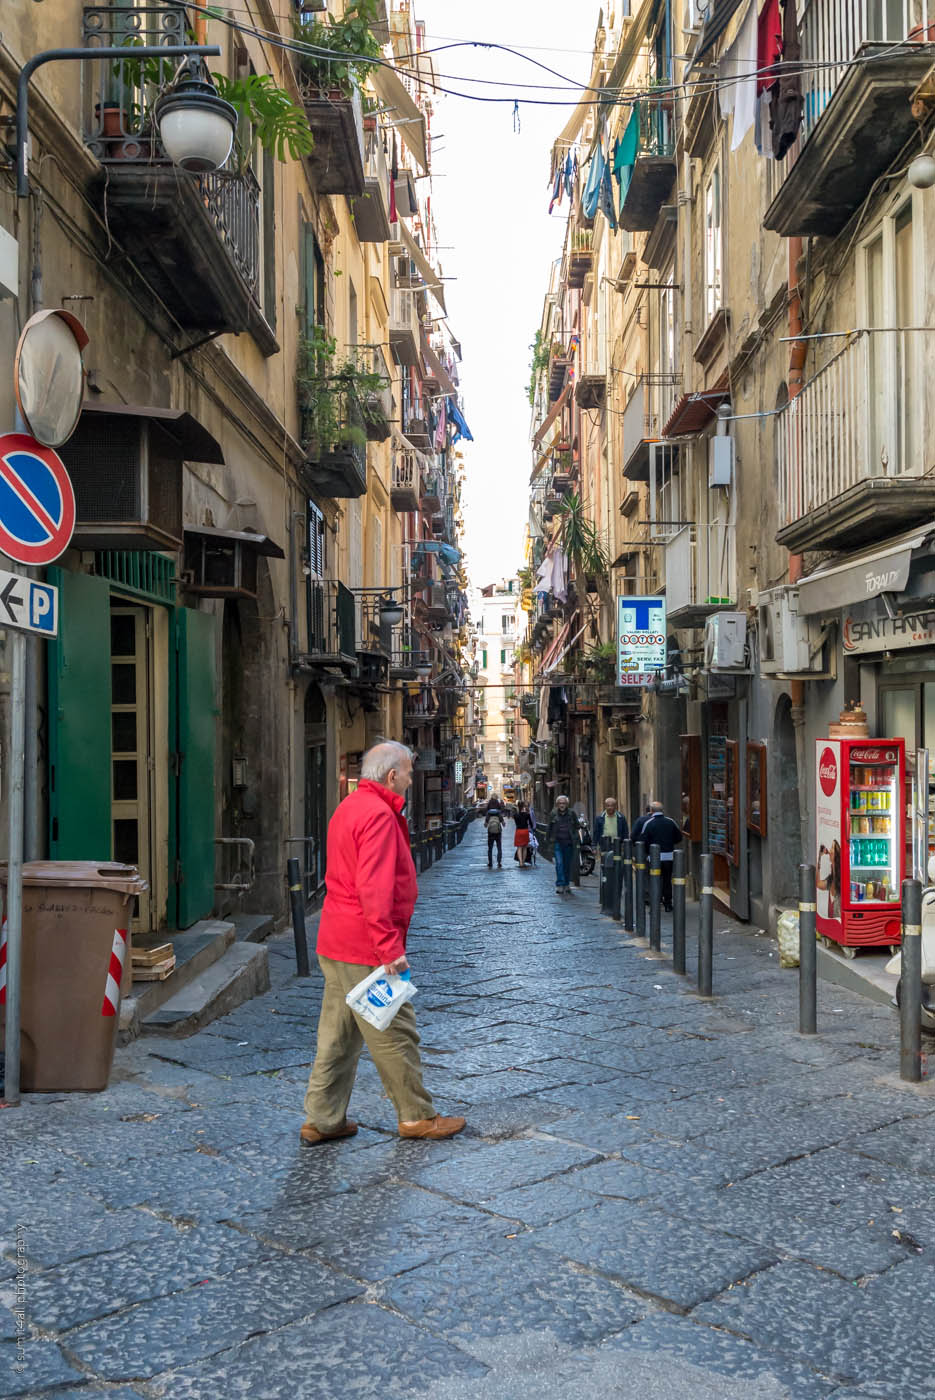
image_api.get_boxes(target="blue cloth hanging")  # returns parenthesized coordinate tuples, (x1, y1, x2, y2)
(581, 141, 605, 220)
(447, 398, 474, 444)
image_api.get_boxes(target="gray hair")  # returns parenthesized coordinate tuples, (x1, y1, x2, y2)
(650, 800, 664, 812)
(556, 794, 570, 804)
(361, 741, 412, 783)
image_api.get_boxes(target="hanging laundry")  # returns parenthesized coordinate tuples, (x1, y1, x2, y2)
(389, 132, 399, 222)
(434, 399, 447, 451)
(563, 151, 575, 199)
(757, 0, 783, 92)
(447, 398, 473, 445)
(718, 0, 758, 152)
(613, 105, 640, 210)
(754, 88, 773, 156)
(600, 155, 618, 229)
(581, 140, 605, 221)
(548, 162, 563, 214)
(770, 0, 804, 160)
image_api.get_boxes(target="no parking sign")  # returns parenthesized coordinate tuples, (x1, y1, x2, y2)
(0, 433, 75, 566)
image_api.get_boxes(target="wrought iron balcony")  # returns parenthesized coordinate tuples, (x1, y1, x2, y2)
(622, 373, 681, 480)
(664, 522, 736, 628)
(299, 383, 368, 499)
(390, 283, 421, 367)
(764, 0, 935, 236)
(81, 5, 277, 355)
(776, 328, 935, 552)
(298, 77, 366, 197)
(391, 448, 421, 512)
(299, 579, 357, 672)
(566, 226, 594, 290)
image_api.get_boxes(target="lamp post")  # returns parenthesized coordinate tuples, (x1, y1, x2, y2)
(15, 43, 228, 198)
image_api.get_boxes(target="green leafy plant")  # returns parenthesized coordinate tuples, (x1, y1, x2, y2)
(525, 329, 551, 405)
(556, 493, 610, 580)
(295, 0, 382, 96)
(298, 325, 386, 452)
(581, 641, 617, 682)
(212, 72, 314, 166)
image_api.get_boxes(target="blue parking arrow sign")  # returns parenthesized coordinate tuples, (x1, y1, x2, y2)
(0, 567, 57, 638)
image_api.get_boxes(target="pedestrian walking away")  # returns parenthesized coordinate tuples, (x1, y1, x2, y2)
(630, 805, 652, 845)
(302, 741, 466, 1143)
(513, 800, 532, 867)
(640, 800, 683, 911)
(485, 796, 504, 868)
(594, 796, 629, 846)
(546, 793, 580, 892)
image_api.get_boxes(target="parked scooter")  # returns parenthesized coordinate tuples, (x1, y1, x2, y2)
(577, 814, 596, 876)
(885, 856, 935, 1031)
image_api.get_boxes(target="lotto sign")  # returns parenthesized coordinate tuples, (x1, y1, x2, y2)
(617, 596, 667, 686)
(0, 433, 76, 566)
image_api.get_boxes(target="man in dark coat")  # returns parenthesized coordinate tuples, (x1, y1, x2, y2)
(640, 801, 683, 911)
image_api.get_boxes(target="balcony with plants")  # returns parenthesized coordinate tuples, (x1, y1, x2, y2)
(81, 5, 312, 355)
(764, 0, 935, 236)
(294, 0, 382, 197)
(298, 328, 379, 499)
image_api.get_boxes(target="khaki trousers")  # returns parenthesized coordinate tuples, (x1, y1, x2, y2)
(303, 955, 435, 1131)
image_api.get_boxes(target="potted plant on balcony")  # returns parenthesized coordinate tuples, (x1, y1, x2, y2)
(294, 0, 382, 98)
(298, 327, 386, 487)
(211, 72, 313, 170)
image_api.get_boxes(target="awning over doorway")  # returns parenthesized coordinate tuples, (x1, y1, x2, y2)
(797, 523, 935, 615)
(184, 526, 285, 558)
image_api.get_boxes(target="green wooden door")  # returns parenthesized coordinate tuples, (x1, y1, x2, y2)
(47, 568, 113, 859)
(174, 607, 218, 928)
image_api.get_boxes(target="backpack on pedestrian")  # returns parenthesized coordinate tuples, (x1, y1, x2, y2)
(486, 812, 502, 835)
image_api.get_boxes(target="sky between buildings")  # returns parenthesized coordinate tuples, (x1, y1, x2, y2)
(421, 1, 598, 590)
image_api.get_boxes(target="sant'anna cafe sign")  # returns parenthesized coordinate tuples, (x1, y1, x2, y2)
(843, 610, 935, 654)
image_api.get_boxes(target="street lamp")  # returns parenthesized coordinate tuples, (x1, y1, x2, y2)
(155, 61, 237, 173)
(15, 42, 224, 198)
(379, 594, 405, 627)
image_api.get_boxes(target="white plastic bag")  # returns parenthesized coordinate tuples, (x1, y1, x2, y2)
(345, 966, 417, 1030)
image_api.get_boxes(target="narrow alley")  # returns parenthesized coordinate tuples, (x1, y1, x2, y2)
(3, 823, 935, 1399)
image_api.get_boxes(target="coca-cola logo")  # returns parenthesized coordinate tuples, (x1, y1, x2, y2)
(818, 747, 837, 796)
(850, 747, 896, 763)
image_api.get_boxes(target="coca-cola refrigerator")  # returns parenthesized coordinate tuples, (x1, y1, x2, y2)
(815, 738, 906, 952)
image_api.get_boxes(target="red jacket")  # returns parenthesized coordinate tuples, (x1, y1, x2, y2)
(317, 779, 418, 966)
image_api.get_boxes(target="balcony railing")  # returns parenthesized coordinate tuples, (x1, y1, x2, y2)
(390, 283, 421, 367)
(303, 579, 356, 666)
(622, 374, 681, 479)
(764, 0, 935, 232)
(776, 328, 935, 551)
(391, 448, 421, 511)
(619, 100, 677, 232)
(664, 522, 736, 626)
(81, 5, 273, 351)
(352, 125, 392, 241)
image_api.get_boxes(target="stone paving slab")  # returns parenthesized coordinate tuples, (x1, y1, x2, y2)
(381, 1242, 644, 1355)
(528, 1198, 778, 1309)
(0, 1338, 84, 1397)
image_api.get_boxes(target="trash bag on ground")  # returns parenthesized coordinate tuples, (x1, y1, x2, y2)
(777, 909, 800, 968)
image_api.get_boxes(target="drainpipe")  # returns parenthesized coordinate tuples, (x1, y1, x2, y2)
(787, 236, 807, 856)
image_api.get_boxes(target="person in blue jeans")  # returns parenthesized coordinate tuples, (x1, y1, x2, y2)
(546, 795, 580, 893)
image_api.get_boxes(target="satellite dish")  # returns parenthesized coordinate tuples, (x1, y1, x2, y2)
(14, 309, 89, 448)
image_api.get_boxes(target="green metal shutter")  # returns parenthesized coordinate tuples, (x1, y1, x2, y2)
(174, 608, 219, 928)
(47, 568, 113, 859)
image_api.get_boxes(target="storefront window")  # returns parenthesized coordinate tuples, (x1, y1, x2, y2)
(882, 688, 916, 748)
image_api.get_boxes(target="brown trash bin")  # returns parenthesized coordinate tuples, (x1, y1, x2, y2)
(0, 862, 148, 1092)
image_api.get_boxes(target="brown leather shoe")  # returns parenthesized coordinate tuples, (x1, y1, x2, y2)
(300, 1119, 358, 1145)
(398, 1114, 466, 1140)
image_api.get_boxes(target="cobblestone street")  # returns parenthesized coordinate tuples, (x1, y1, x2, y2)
(4, 822, 935, 1398)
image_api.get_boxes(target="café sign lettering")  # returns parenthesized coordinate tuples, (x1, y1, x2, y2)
(843, 611, 935, 654)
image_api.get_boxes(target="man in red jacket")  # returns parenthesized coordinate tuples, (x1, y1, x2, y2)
(302, 741, 466, 1144)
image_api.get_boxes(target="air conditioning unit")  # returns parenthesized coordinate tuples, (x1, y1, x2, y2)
(758, 586, 820, 674)
(703, 612, 748, 670)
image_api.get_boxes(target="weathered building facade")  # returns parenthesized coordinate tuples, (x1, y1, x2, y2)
(1, 0, 470, 946)
(525, 0, 935, 932)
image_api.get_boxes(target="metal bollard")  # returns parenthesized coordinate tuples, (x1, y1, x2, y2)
(649, 843, 662, 952)
(698, 852, 714, 997)
(611, 838, 623, 921)
(623, 839, 634, 933)
(798, 864, 817, 1035)
(287, 857, 310, 978)
(600, 845, 614, 913)
(672, 848, 686, 974)
(634, 841, 647, 939)
(901, 878, 923, 1083)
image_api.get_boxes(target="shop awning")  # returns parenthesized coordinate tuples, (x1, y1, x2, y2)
(79, 402, 225, 463)
(797, 523, 935, 615)
(369, 65, 428, 172)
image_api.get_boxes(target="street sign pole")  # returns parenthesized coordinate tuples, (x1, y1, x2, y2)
(4, 614, 26, 1104)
